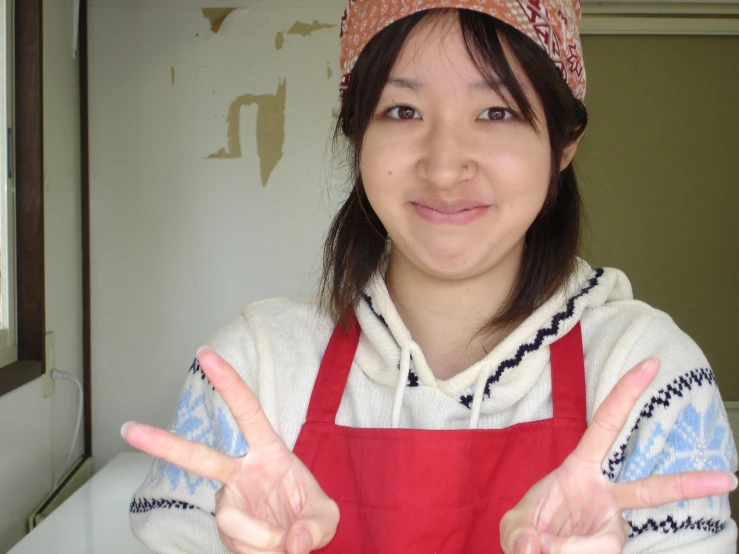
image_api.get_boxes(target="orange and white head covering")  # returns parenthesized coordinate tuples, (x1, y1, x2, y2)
(339, 0, 586, 101)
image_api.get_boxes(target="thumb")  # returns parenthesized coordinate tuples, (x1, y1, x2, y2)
(500, 508, 542, 554)
(283, 526, 311, 554)
(513, 531, 542, 554)
(284, 499, 340, 554)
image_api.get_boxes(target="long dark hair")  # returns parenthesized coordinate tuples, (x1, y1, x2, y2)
(320, 8, 589, 332)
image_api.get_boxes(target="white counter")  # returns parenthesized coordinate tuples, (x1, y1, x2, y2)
(8, 452, 154, 554)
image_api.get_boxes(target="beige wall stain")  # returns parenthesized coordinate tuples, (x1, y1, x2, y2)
(202, 8, 236, 34)
(171, 66, 175, 85)
(275, 21, 336, 51)
(209, 80, 287, 187)
(326, 61, 333, 79)
(287, 20, 336, 37)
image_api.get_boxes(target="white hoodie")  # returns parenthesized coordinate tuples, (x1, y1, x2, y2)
(130, 261, 738, 553)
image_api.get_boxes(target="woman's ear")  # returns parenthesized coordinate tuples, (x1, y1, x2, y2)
(559, 135, 583, 172)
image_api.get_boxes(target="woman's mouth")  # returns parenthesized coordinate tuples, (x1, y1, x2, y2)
(411, 200, 489, 225)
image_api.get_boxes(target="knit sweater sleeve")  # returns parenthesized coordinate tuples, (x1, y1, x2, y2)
(596, 309, 738, 553)
(129, 314, 255, 554)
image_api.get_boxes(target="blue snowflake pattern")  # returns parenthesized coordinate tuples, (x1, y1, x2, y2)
(145, 374, 250, 497)
(214, 406, 249, 457)
(620, 422, 668, 482)
(620, 394, 737, 512)
(655, 399, 736, 475)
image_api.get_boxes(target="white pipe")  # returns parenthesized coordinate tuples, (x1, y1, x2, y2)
(51, 369, 84, 489)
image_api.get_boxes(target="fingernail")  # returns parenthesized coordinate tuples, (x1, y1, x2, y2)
(299, 531, 310, 551)
(120, 421, 135, 440)
(637, 357, 660, 374)
(730, 473, 738, 491)
(515, 536, 533, 554)
(195, 346, 209, 360)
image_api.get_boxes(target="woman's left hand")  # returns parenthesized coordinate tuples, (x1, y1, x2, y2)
(499, 357, 737, 554)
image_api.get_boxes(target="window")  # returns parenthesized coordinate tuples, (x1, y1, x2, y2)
(0, 0, 17, 370)
(0, 0, 45, 397)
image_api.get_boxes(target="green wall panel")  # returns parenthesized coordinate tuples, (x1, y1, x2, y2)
(575, 35, 738, 397)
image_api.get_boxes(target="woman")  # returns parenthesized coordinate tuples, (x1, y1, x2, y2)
(124, 2, 738, 553)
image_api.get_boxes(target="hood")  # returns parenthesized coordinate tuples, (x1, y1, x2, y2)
(353, 258, 634, 428)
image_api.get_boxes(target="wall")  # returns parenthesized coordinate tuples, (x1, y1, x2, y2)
(576, 35, 739, 396)
(88, 1, 345, 469)
(0, 0, 84, 551)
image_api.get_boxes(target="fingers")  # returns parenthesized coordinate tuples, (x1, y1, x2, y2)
(197, 347, 282, 450)
(284, 495, 340, 554)
(227, 538, 285, 554)
(539, 533, 623, 554)
(539, 516, 627, 553)
(123, 421, 234, 483)
(283, 523, 329, 554)
(572, 358, 659, 466)
(613, 470, 738, 512)
(283, 528, 311, 554)
(500, 508, 541, 554)
(227, 537, 285, 554)
(216, 506, 286, 552)
(514, 534, 542, 554)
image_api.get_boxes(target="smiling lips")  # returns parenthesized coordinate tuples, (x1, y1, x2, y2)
(411, 200, 489, 225)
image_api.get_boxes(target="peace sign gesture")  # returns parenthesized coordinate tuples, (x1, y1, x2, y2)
(123, 348, 339, 554)
(500, 358, 737, 554)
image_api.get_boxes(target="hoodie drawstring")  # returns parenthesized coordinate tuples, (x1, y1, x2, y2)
(391, 343, 412, 428)
(469, 364, 491, 430)
(393, 341, 486, 430)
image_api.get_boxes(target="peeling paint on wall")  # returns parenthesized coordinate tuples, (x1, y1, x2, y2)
(275, 21, 336, 51)
(171, 66, 175, 85)
(202, 8, 236, 34)
(287, 20, 336, 37)
(209, 80, 287, 187)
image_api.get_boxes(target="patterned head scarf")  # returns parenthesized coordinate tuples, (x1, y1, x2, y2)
(339, 0, 586, 101)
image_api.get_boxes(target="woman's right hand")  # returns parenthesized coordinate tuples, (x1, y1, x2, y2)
(122, 347, 339, 554)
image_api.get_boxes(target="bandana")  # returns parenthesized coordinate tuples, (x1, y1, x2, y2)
(339, 0, 586, 101)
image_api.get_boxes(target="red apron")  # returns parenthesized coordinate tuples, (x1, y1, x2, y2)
(293, 315, 587, 553)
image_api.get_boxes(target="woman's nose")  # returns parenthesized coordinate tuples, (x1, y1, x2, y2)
(416, 118, 477, 189)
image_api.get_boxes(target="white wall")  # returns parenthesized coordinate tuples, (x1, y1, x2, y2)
(0, 382, 53, 551)
(0, 0, 84, 551)
(89, 0, 346, 469)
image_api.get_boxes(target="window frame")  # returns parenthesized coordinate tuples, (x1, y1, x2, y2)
(0, 0, 44, 398)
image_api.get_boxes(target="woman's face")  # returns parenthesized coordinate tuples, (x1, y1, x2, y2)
(360, 17, 557, 283)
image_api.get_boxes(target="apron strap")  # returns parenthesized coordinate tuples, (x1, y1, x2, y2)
(304, 311, 361, 424)
(549, 322, 586, 421)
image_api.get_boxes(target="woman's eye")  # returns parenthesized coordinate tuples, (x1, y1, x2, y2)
(479, 107, 513, 121)
(385, 106, 420, 120)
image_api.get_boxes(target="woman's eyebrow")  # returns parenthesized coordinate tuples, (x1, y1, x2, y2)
(470, 79, 500, 90)
(386, 76, 507, 92)
(386, 77, 422, 91)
